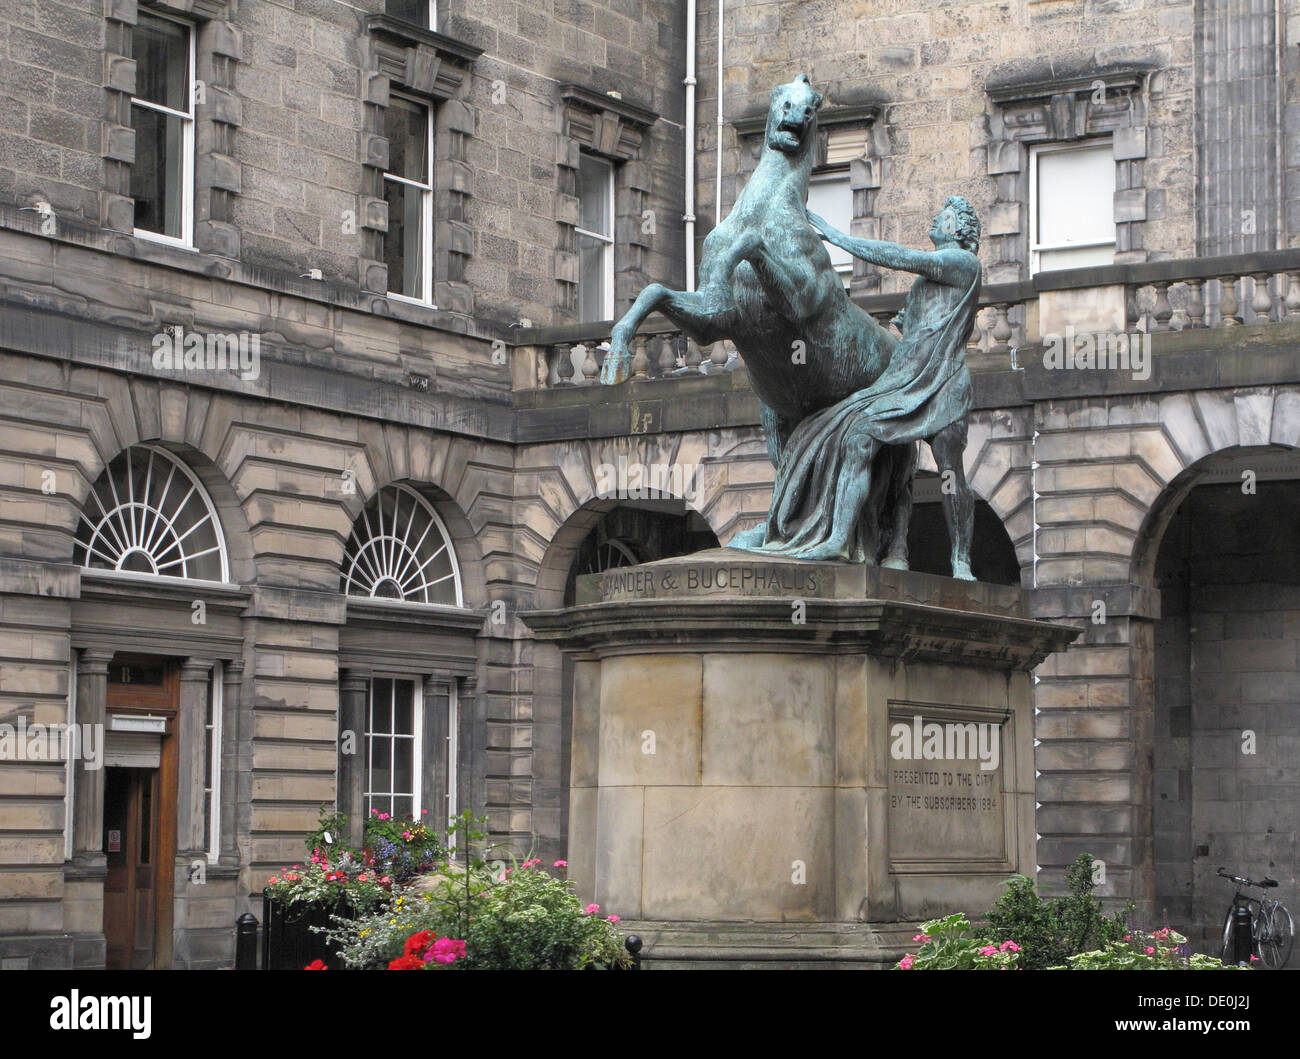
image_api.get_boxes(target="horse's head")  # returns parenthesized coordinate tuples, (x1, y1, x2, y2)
(766, 74, 824, 156)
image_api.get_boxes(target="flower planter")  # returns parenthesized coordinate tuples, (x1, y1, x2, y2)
(261, 890, 362, 970)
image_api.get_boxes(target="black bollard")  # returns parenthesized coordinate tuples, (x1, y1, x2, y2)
(1231, 905, 1253, 965)
(235, 912, 259, 970)
(625, 934, 642, 970)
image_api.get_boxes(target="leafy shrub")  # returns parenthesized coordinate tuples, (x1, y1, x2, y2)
(1062, 927, 1248, 970)
(302, 804, 444, 883)
(895, 914, 1021, 970)
(983, 854, 1130, 969)
(264, 850, 391, 913)
(327, 858, 629, 970)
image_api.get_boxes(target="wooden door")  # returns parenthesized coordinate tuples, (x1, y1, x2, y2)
(105, 655, 179, 969)
(103, 767, 159, 969)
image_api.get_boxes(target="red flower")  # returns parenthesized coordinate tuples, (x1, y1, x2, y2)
(303, 959, 328, 970)
(404, 930, 435, 957)
(387, 955, 425, 970)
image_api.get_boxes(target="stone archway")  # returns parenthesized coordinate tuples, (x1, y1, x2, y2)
(1143, 448, 1300, 961)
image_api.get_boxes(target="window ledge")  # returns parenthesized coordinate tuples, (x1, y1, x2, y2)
(559, 84, 658, 132)
(365, 14, 484, 64)
(79, 567, 247, 602)
(732, 102, 881, 139)
(344, 594, 484, 632)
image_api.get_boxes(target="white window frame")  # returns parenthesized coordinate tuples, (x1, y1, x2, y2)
(205, 662, 223, 863)
(808, 168, 853, 286)
(364, 676, 424, 818)
(387, 0, 437, 27)
(575, 153, 615, 322)
(130, 9, 196, 249)
(384, 93, 436, 307)
(76, 444, 231, 584)
(1028, 139, 1116, 276)
(341, 483, 464, 607)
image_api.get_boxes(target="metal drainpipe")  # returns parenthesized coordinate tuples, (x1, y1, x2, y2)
(684, 0, 697, 290)
(715, 0, 724, 231)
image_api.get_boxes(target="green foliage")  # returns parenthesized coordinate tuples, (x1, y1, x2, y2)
(298, 804, 444, 884)
(305, 805, 348, 857)
(895, 914, 1021, 970)
(1061, 927, 1248, 970)
(984, 854, 1130, 969)
(326, 860, 629, 970)
(264, 851, 390, 913)
(320, 811, 630, 970)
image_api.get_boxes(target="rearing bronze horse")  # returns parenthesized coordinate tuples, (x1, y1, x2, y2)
(600, 74, 980, 575)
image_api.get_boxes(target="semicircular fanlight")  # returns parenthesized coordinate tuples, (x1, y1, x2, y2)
(74, 445, 228, 582)
(341, 484, 462, 606)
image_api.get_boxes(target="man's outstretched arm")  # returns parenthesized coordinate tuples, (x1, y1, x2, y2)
(807, 211, 973, 287)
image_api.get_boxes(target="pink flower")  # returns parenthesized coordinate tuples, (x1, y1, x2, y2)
(1250, 954, 1259, 963)
(378, 813, 389, 821)
(1000, 941, 1020, 953)
(268, 876, 280, 885)
(912, 933, 931, 943)
(370, 809, 378, 815)
(522, 858, 541, 868)
(379, 876, 391, 885)
(421, 809, 428, 815)
(425, 937, 467, 965)
(898, 955, 914, 970)
(979, 945, 998, 957)
(1123, 933, 1132, 941)
(402, 831, 412, 840)
(606, 914, 620, 923)
(358, 874, 368, 882)
(553, 860, 567, 868)
(583, 903, 600, 915)
(1145, 946, 1155, 955)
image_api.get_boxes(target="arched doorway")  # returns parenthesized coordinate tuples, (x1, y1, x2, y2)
(562, 500, 719, 604)
(906, 473, 1022, 585)
(1150, 449, 1300, 963)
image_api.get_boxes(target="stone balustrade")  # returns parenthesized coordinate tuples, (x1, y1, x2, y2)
(519, 249, 1300, 388)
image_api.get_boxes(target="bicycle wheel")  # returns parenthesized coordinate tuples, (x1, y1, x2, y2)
(1256, 904, 1295, 969)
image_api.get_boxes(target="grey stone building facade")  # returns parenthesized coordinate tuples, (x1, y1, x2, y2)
(0, 0, 1298, 967)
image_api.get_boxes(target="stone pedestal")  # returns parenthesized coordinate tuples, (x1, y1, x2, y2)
(524, 550, 1077, 967)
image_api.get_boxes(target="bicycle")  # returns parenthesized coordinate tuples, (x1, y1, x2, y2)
(1217, 867, 1294, 968)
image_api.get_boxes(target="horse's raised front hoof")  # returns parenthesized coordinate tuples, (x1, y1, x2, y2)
(600, 354, 633, 386)
(951, 559, 975, 581)
(727, 525, 767, 551)
(881, 556, 909, 571)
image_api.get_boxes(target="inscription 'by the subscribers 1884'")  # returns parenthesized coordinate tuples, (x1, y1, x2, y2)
(594, 564, 822, 600)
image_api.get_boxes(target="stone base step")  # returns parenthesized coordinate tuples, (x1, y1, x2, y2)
(620, 920, 922, 970)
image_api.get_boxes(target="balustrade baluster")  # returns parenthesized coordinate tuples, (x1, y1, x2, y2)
(1185, 278, 1205, 328)
(1251, 272, 1273, 324)
(1287, 273, 1300, 320)
(1219, 276, 1240, 325)
(990, 303, 1012, 353)
(553, 343, 574, 386)
(631, 336, 651, 378)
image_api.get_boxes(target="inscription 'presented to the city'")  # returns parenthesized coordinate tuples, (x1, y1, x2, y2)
(887, 706, 1007, 864)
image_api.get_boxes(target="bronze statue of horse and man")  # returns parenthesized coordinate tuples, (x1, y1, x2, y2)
(599, 74, 983, 580)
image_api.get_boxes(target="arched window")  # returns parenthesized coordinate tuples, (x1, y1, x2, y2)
(341, 484, 462, 606)
(74, 445, 228, 582)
